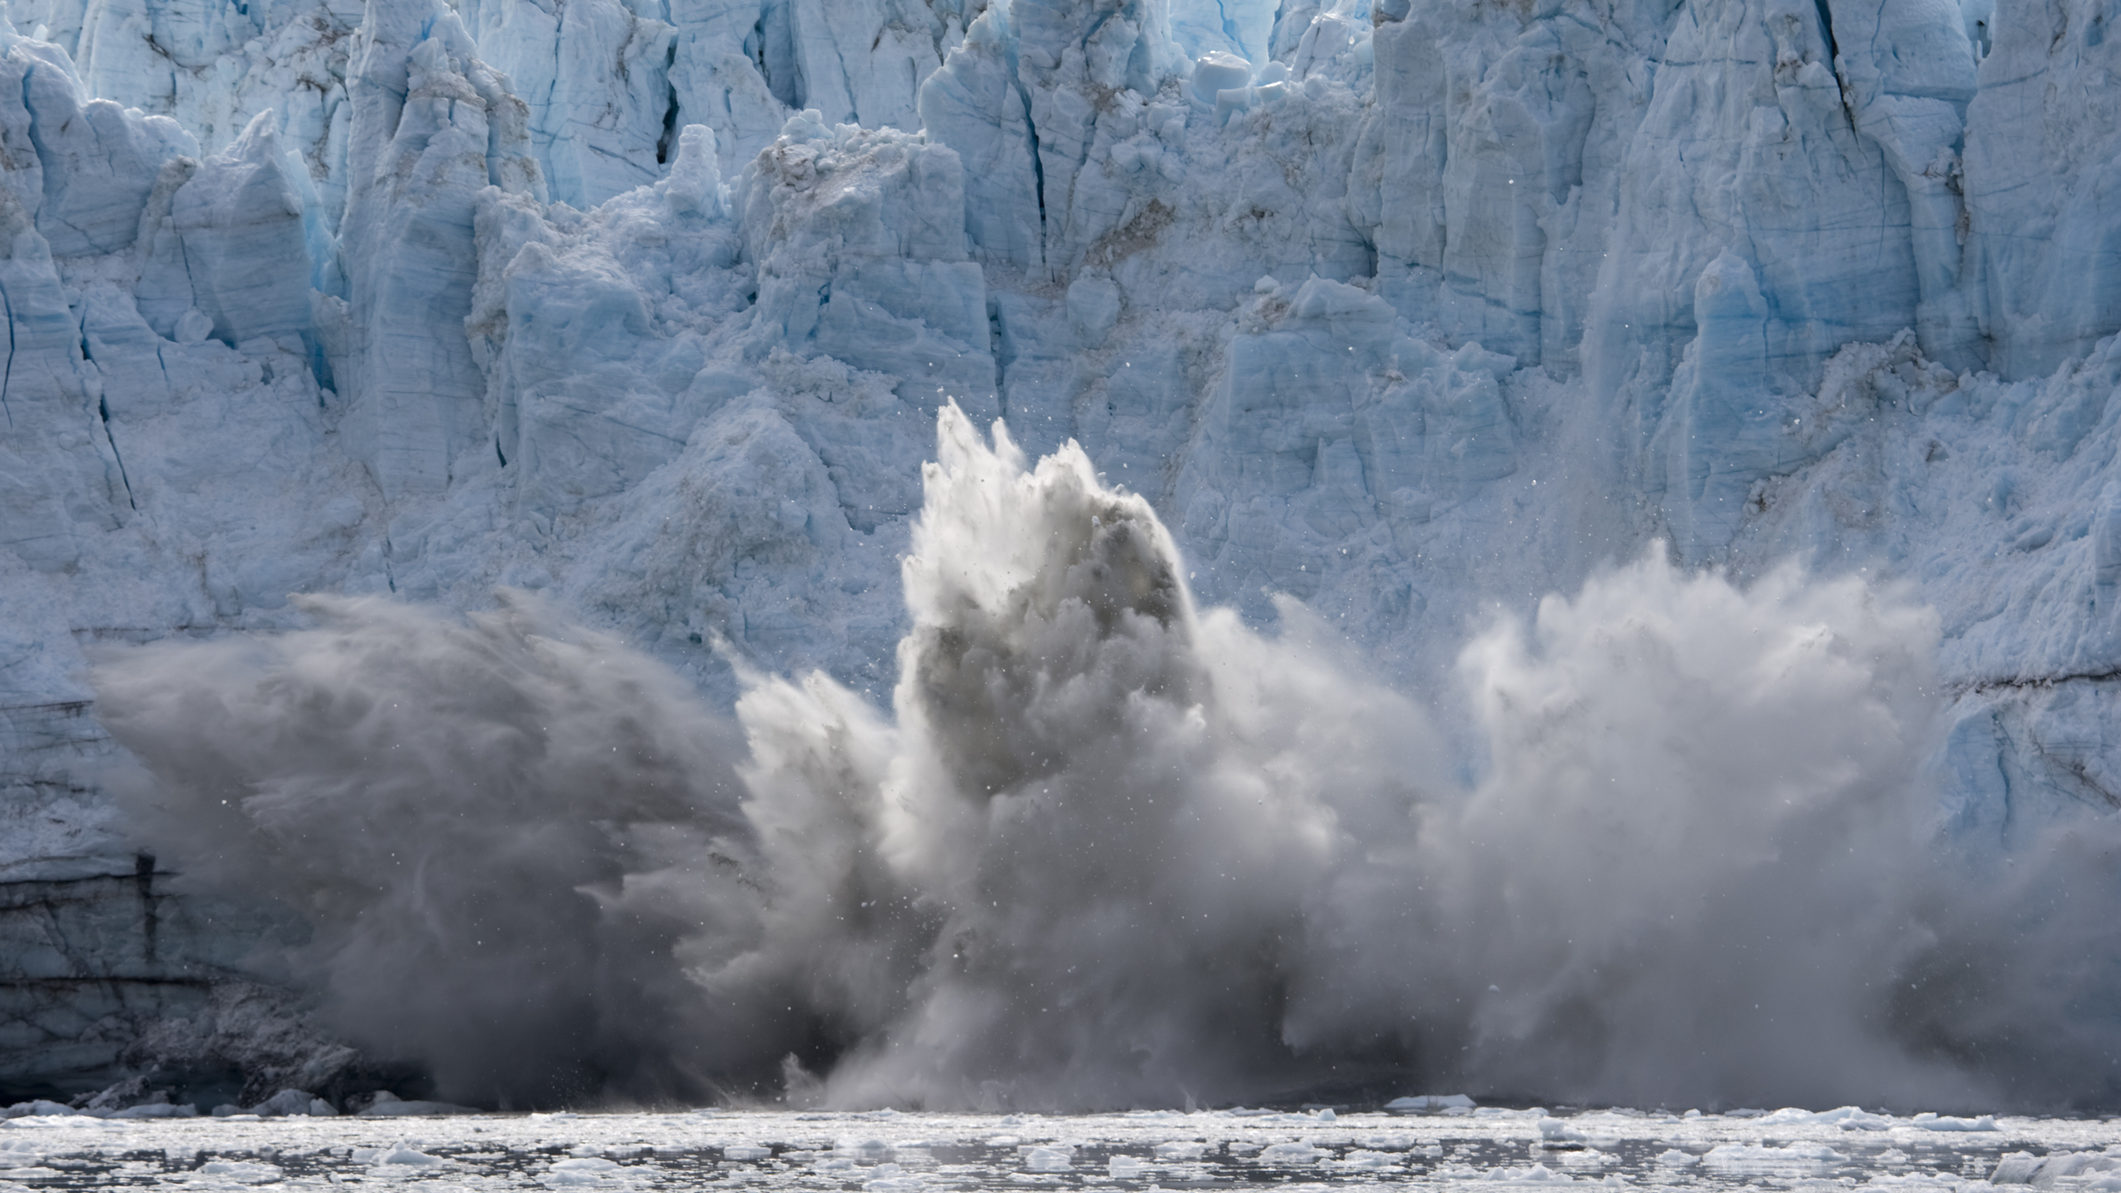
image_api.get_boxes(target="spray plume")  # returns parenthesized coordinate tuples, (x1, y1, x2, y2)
(93, 406, 2121, 1112)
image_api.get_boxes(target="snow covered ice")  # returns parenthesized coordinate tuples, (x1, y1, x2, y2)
(0, 0, 2118, 1122)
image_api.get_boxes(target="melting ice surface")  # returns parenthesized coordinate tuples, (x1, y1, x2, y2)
(0, 1104, 2117, 1191)
(92, 409, 2121, 1115)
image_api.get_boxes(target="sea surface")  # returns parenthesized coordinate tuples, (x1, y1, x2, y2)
(0, 1104, 2112, 1190)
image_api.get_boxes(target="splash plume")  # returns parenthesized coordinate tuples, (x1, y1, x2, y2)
(93, 406, 2121, 1112)
(91, 596, 766, 1105)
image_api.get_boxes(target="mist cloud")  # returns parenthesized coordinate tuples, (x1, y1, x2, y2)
(92, 596, 772, 1106)
(92, 405, 2121, 1112)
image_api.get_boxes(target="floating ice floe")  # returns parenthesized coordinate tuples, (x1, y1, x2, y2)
(1387, 1094, 1478, 1113)
(1699, 1143, 1849, 1175)
(1909, 1112, 1999, 1132)
(189, 1159, 284, 1185)
(1106, 1154, 1148, 1178)
(358, 1092, 476, 1117)
(1019, 1144, 1074, 1172)
(1992, 1151, 2121, 1185)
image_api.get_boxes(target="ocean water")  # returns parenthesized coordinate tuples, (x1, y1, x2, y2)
(0, 1105, 2111, 1191)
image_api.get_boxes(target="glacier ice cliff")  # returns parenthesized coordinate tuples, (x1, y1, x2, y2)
(0, 0, 2116, 1107)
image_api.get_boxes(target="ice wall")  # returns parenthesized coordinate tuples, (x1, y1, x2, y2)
(0, 0, 2118, 1104)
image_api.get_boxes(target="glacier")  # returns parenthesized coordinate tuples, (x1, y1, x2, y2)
(0, 0, 2115, 1108)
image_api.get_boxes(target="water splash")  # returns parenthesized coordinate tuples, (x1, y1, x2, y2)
(92, 405, 2121, 1111)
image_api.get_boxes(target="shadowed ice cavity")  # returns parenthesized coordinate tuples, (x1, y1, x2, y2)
(92, 404, 2121, 1112)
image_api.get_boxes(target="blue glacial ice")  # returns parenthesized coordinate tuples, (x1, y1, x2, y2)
(0, 0, 2119, 1104)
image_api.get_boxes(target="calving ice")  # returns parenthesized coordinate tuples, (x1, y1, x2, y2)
(94, 407, 2121, 1112)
